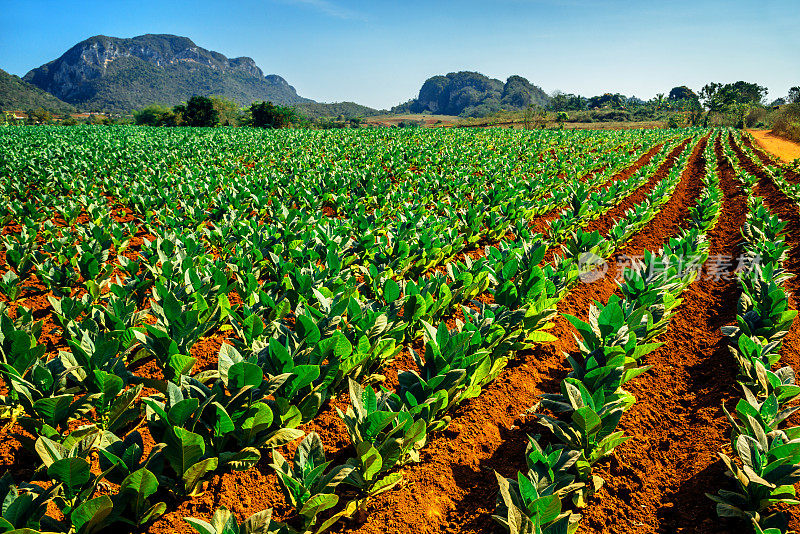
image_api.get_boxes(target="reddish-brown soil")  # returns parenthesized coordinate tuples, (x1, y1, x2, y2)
(529, 142, 666, 236)
(336, 136, 708, 534)
(582, 139, 690, 235)
(576, 135, 749, 534)
(12, 131, 799, 534)
(730, 135, 800, 531)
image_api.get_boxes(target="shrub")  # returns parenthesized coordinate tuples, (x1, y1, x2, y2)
(772, 103, 800, 142)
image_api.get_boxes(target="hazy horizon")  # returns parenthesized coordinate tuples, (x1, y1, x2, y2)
(1, 0, 798, 109)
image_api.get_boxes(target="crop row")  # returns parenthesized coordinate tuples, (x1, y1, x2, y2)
(706, 135, 800, 534)
(492, 131, 723, 533)
(0, 127, 694, 533)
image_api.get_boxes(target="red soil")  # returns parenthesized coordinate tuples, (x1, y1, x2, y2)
(577, 135, 749, 534)
(337, 136, 708, 534)
(730, 135, 800, 531)
(10, 132, 790, 534)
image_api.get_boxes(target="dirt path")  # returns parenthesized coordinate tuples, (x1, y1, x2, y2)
(338, 137, 706, 534)
(741, 133, 800, 184)
(746, 129, 800, 164)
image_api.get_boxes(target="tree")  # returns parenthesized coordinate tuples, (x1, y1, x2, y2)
(210, 96, 242, 126)
(27, 107, 52, 124)
(248, 101, 296, 128)
(556, 111, 569, 128)
(668, 86, 699, 102)
(87, 114, 110, 125)
(700, 81, 768, 110)
(134, 104, 172, 126)
(587, 93, 626, 110)
(789, 86, 800, 104)
(174, 96, 218, 127)
(549, 92, 587, 111)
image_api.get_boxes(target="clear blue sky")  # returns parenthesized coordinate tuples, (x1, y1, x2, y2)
(1, 0, 798, 109)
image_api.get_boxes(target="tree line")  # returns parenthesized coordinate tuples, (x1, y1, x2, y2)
(547, 82, 800, 129)
(133, 96, 299, 128)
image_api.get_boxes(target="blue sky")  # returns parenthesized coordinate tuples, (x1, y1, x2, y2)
(1, 0, 798, 109)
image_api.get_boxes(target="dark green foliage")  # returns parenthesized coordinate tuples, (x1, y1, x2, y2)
(294, 101, 378, 120)
(549, 92, 587, 111)
(700, 81, 769, 110)
(0, 68, 75, 113)
(133, 104, 173, 126)
(175, 96, 218, 127)
(587, 93, 626, 109)
(248, 101, 296, 128)
(668, 86, 699, 102)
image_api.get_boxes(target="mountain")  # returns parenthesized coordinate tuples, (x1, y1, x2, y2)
(397, 71, 550, 117)
(0, 68, 75, 113)
(23, 34, 311, 112)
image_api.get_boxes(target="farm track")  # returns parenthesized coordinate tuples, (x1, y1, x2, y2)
(337, 137, 704, 534)
(742, 133, 800, 184)
(730, 135, 800, 532)
(746, 130, 800, 170)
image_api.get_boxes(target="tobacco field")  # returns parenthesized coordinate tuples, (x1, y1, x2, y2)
(2, 126, 800, 534)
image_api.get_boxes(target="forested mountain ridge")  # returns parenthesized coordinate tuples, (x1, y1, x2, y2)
(0, 68, 76, 113)
(396, 71, 550, 117)
(23, 34, 311, 112)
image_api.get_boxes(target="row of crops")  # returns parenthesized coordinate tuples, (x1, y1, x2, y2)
(0, 125, 797, 534)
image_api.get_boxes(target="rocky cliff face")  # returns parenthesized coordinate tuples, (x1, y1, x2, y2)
(24, 34, 310, 111)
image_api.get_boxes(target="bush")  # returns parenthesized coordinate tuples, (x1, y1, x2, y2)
(134, 104, 172, 126)
(772, 103, 800, 142)
(745, 106, 767, 128)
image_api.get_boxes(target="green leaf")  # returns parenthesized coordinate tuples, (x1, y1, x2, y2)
(33, 394, 74, 427)
(48, 457, 91, 494)
(183, 457, 219, 496)
(72, 495, 114, 534)
(121, 466, 158, 494)
(297, 315, 321, 345)
(228, 361, 263, 390)
(164, 427, 205, 477)
(300, 493, 339, 519)
(383, 279, 401, 304)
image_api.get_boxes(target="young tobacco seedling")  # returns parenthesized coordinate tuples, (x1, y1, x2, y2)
(271, 432, 353, 532)
(186, 506, 292, 534)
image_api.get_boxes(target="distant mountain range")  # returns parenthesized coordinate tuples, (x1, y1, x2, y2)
(1, 34, 553, 119)
(22, 34, 311, 112)
(0, 68, 75, 113)
(395, 71, 550, 117)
